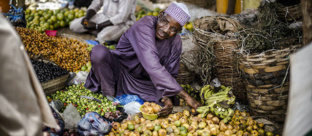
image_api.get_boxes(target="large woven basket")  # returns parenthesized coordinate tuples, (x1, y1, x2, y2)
(193, 16, 242, 84)
(212, 39, 247, 104)
(239, 45, 301, 122)
(41, 73, 69, 95)
(33, 58, 70, 95)
(176, 63, 195, 85)
(276, 3, 302, 22)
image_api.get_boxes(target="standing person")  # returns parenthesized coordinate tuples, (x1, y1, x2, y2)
(85, 2, 201, 117)
(70, 0, 137, 44)
(0, 14, 59, 135)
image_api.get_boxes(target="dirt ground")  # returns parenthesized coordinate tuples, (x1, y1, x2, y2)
(56, 27, 96, 42)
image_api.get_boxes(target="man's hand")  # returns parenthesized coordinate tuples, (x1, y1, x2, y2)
(82, 20, 97, 30)
(158, 96, 173, 117)
(178, 90, 201, 113)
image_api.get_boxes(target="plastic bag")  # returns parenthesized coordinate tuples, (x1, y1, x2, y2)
(103, 107, 128, 123)
(63, 104, 82, 130)
(77, 112, 111, 136)
(69, 71, 89, 85)
(43, 106, 65, 136)
(113, 94, 144, 106)
(123, 101, 142, 116)
(3, 4, 26, 27)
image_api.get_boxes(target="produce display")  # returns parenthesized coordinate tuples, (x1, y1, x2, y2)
(25, 8, 85, 32)
(179, 84, 200, 106)
(108, 109, 276, 136)
(47, 83, 118, 117)
(141, 102, 162, 114)
(196, 85, 236, 123)
(16, 27, 90, 72)
(30, 59, 69, 82)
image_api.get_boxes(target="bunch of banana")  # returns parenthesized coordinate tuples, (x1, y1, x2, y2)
(199, 85, 236, 107)
(199, 85, 214, 105)
(196, 103, 234, 123)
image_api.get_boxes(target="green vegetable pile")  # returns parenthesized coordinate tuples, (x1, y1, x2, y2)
(47, 83, 117, 117)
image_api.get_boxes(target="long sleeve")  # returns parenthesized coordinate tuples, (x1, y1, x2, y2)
(88, 0, 104, 12)
(165, 39, 182, 78)
(126, 18, 183, 99)
(110, 0, 136, 25)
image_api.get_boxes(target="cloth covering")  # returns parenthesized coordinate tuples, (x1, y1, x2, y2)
(0, 14, 59, 135)
(85, 16, 183, 105)
(70, 0, 136, 43)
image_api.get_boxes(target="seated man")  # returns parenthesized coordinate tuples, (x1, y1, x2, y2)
(70, 0, 136, 43)
(85, 2, 201, 116)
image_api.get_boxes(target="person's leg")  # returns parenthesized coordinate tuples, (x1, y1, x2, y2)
(95, 24, 130, 44)
(84, 45, 120, 96)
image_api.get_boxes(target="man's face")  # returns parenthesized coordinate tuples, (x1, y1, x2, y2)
(156, 12, 182, 40)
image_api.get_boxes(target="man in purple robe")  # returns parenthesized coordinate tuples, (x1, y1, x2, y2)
(85, 2, 201, 116)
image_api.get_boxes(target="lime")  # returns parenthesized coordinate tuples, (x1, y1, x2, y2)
(43, 23, 50, 29)
(186, 23, 193, 30)
(108, 45, 115, 50)
(127, 124, 134, 131)
(26, 9, 31, 14)
(53, 22, 59, 29)
(57, 13, 64, 21)
(147, 11, 152, 16)
(78, 12, 84, 18)
(154, 7, 160, 12)
(50, 15, 57, 23)
(68, 13, 75, 21)
(49, 25, 54, 30)
(81, 66, 87, 71)
(154, 125, 161, 131)
(59, 21, 66, 27)
(64, 11, 70, 18)
(152, 11, 158, 16)
(75, 12, 80, 18)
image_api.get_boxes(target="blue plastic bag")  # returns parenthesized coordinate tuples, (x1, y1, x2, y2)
(77, 112, 111, 136)
(114, 94, 144, 105)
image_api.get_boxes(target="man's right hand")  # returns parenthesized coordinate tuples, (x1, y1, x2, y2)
(178, 90, 201, 113)
(81, 9, 96, 26)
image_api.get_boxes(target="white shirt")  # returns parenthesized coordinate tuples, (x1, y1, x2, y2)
(88, 0, 136, 26)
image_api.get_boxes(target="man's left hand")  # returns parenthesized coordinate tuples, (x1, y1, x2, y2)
(158, 97, 173, 117)
(83, 20, 97, 30)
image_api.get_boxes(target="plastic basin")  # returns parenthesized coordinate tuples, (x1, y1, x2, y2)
(140, 105, 158, 121)
(45, 30, 57, 36)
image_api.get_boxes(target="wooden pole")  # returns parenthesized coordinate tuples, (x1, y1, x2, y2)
(301, 0, 312, 46)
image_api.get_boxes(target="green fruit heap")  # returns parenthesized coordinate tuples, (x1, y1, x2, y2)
(49, 83, 117, 117)
(196, 85, 236, 123)
(25, 8, 85, 32)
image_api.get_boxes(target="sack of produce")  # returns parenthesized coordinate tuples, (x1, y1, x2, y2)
(77, 112, 111, 135)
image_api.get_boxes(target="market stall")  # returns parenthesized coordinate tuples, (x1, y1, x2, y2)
(1, 0, 306, 135)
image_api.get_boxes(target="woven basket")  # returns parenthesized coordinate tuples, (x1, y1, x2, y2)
(212, 40, 247, 104)
(41, 73, 69, 95)
(176, 63, 195, 85)
(276, 3, 302, 22)
(193, 16, 242, 84)
(33, 58, 70, 95)
(239, 45, 301, 122)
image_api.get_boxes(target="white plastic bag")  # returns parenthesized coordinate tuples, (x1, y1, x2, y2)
(123, 101, 142, 116)
(63, 104, 82, 130)
(69, 71, 89, 85)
